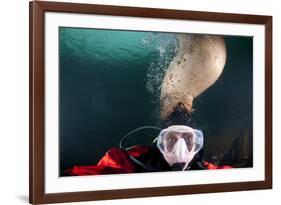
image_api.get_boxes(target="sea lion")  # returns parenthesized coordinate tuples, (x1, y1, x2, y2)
(160, 34, 227, 119)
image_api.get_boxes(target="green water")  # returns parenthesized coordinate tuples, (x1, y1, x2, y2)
(59, 27, 253, 174)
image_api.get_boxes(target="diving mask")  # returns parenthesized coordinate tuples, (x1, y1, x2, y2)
(157, 125, 204, 170)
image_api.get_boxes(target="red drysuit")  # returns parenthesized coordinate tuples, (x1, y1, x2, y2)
(65, 145, 231, 176)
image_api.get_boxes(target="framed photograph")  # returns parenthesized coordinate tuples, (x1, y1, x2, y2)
(29, 1, 272, 204)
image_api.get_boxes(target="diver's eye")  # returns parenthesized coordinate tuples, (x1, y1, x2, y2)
(182, 133, 193, 142)
(167, 135, 177, 143)
(182, 133, 194, 151)
(165, 134, 178, 152)
(186, 136, 193, 142)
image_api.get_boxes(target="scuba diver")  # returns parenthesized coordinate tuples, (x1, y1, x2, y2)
(66, 103, 231, 176)
(65, 34, 231, 176)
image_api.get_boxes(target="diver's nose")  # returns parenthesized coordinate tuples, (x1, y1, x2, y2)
(175, 138, 187, 160)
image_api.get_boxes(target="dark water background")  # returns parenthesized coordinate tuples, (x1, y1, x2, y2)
(59, 27, 253, 175)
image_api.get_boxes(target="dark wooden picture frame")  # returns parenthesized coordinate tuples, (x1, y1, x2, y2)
(29, 1, 272, 204)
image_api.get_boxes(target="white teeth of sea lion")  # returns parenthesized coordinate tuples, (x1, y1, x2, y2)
(160, 34, 227, 119)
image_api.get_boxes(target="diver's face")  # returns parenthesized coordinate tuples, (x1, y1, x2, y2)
(157, 125, 204, 171)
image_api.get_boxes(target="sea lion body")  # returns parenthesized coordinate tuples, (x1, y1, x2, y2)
(160, 34, 227, 119)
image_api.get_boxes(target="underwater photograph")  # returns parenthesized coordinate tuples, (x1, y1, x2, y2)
(59, 27, 253, 176)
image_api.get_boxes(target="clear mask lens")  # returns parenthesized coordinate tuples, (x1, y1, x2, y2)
(164, 131, 195, 152)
